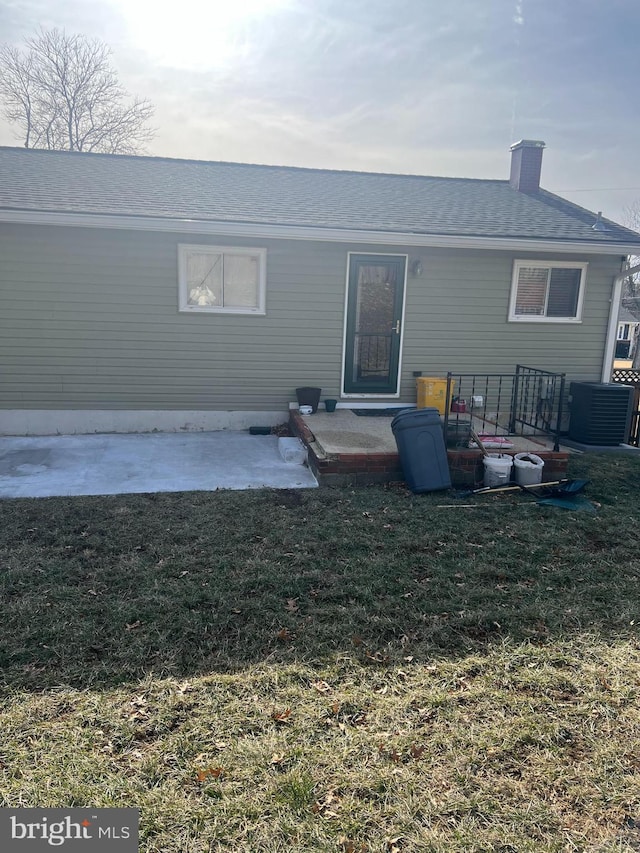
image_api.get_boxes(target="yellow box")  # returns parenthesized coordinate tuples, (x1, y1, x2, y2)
(416, 376, 454, 414)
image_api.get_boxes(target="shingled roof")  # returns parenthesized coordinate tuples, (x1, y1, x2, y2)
(1, 145, 639, 247)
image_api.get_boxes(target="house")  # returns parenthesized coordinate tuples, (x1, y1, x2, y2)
(1, 140, 640, 437)
(617, 304, 640, 362)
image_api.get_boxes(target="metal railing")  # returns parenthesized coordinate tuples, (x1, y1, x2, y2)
(443, 365, 566, 451)
(612, 368, 640, 446)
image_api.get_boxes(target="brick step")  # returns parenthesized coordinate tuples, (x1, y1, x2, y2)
(290, 410, 568, 488)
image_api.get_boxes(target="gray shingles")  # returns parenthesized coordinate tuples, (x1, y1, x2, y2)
(1, 146, 639, 245)
(620, 299, 640, 321)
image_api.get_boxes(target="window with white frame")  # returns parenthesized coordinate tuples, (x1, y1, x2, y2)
(178, 244, 266, 314)
(508, 260, 587, 322)
(618, 323, 631, 341)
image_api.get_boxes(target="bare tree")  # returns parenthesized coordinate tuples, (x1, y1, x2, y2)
(0, 28, 155, 154)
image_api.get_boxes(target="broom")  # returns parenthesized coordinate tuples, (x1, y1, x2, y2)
(458, 478, 589, 499)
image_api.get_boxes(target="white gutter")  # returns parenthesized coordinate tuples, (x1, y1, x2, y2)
(1, 208, 639, 256)
(601, 261, 640, 382)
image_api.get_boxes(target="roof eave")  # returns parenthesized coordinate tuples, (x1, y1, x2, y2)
(0, 208, 638, 256)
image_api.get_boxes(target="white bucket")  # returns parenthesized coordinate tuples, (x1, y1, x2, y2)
(278, 437, 307, 465)
(483, 453, 513, 488)
(513, 452, 544, 486)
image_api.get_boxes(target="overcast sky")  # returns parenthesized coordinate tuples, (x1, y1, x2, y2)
(0, 0, 638, 224)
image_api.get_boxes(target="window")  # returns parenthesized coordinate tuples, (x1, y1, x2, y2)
(618, 323, 631, 341)
(178, 244, 266, 314)
(508, 261, 587, 322)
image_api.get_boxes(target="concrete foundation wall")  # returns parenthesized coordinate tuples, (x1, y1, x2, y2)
(0, 409, 287, 436)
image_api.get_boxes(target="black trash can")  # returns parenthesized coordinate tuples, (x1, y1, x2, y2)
(391, 407, 451, 493)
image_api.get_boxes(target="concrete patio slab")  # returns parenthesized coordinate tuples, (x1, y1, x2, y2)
(301, 409, 567, 456)
(300, 410, 399, 455)
(0, 432, 317, 498)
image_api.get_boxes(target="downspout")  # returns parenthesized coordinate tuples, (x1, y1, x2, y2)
(601, 260, 640, 383)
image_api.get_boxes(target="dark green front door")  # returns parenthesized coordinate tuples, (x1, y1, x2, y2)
(344, 254, 406, 394)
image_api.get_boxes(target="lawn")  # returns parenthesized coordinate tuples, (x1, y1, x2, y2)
(1, 452, 640, 852)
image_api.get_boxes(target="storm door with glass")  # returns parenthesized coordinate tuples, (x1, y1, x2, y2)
(343, 254, 406, 394)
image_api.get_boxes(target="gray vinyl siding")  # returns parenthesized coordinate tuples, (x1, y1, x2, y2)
(398, 248, 622, 399)
(0, 223, 623, 410)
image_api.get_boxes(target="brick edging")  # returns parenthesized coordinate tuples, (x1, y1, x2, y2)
(290, 411, 568, 487)
(290, 410, 315, 445)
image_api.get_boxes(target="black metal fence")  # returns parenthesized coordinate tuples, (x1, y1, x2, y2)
(443, 365, 566, 451)
(611, 368, 640, 446)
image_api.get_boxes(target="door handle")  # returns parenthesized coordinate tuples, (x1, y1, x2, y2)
(392, 320, 401, 334)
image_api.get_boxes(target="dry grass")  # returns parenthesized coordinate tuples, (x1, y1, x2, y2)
(1, 451, 640, 851)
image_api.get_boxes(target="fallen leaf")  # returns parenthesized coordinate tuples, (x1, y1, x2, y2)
(409, 744, 426, 760)
(196, 766, 224, 782)
(352, 635, 364, 647)
(285, 598, 299, 612)
(270, 752, 286, 765)
(339, 838, 368, 853)
(277, 628, 292, 641)
(331, 701, 341, 715)
(125, 620, 141, 631)
(312, 788, 339, 816)
(311, 680, 332, 694)
(365, 650, 389, 664)
(271, 708, 292, 724)
(127, 708, 150, 722)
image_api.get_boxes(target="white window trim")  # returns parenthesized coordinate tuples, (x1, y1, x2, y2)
(508, 259, 587, 323)
(178, 244, 267, 315)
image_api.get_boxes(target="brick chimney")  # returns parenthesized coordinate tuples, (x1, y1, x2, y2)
(509, 139, 545, 192)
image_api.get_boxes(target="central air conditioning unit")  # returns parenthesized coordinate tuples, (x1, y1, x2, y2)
(568, 382, 634, 445)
